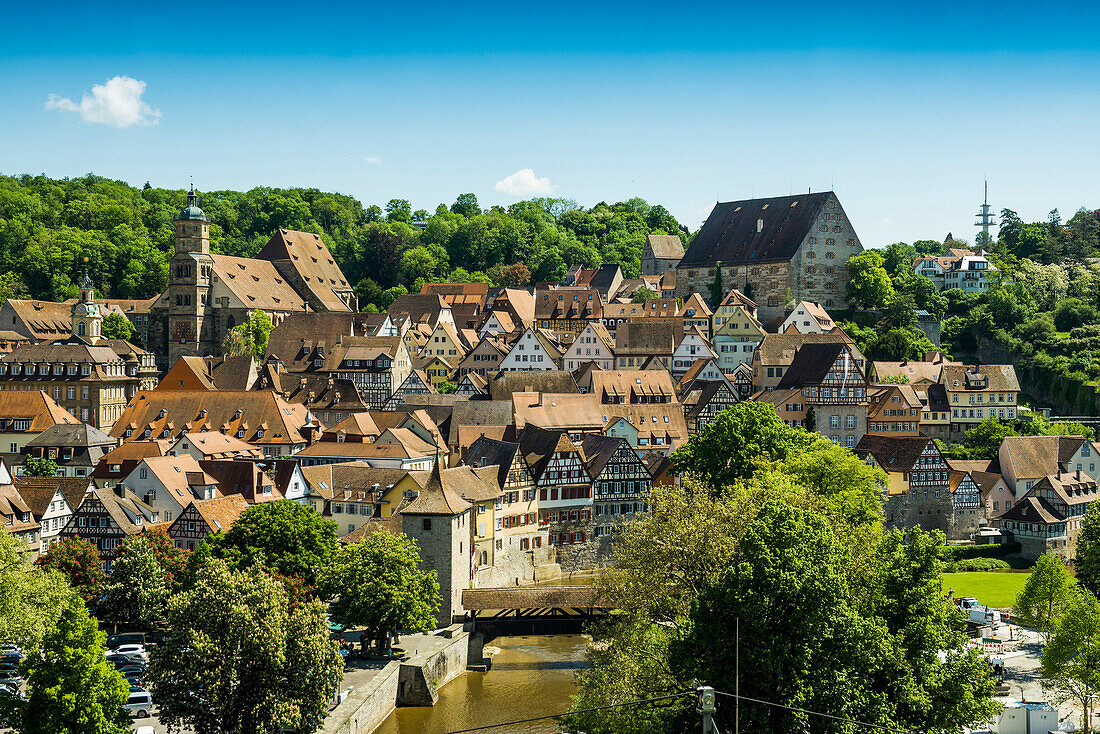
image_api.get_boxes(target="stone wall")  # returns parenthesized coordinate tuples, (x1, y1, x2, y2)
(320, 661, 401, 734)
(884, 491, 952, 536)
(396, 627, 470, 706)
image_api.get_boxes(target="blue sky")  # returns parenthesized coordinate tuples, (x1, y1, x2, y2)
(2, 1, 1100, 247)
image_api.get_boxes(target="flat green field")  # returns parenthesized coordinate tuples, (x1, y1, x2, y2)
(941, 572, 1031, 608)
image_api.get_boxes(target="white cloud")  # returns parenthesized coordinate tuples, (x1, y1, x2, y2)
(363, 156, 382, 166)
(494, 168, 556, 196)
(880, 217, 893, 226)
(46, 76, 161, 128)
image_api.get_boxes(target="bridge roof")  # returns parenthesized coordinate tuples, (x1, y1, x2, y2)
(462, 586, 607, 610)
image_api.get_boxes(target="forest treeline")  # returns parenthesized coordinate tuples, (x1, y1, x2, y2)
(0, 174, 685, 310)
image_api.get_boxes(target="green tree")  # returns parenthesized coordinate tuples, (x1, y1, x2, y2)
(671, 402, 815, 489)
(1013, 552, 1077, 642)
(207, 500, 337, 586)
(708, 261, 723, 307)
(3, 596, 130, 734)
(436, 379, 456, 394)
(21, 457, 59, 477)
(319, 533, 440, 653)
(35, 537, 105, 603)
(0, 532, 74, 650)
(631, 286, 658, 303)
(1041, 592, 1100, 734)
(450, 193, 481, 218)
(100, 311, 134, 341)
(100, 534, 170, 628)
(385, 198, 411, 223)
(1076, 503, 1100, 595)
(148, 559, 342, 734)
(846, 250, 895, 309)
(233, 309, 274, 360)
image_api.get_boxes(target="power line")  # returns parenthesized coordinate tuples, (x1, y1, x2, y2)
(437, 691, 693, 734)
(713, 690, 915, 734)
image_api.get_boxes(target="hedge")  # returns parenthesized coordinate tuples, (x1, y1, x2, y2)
(941, 542, 1022, 561)
(951, 557, 1012, 572)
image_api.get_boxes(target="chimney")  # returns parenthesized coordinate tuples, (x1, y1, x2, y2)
(757, 218, 764, 233)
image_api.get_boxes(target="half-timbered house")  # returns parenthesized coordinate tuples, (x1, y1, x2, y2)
(168, 494, 249, 551)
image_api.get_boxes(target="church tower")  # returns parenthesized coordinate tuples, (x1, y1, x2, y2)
(71, 271, 102, 342)
(167, 185, 217, 363)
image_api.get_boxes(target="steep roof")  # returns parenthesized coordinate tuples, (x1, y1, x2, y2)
(681, 292, 712, 319)
(998, 495, 1063, 524)
(534, 288, 603, 320)
(680, 193, 832, 267)
(13, 476, 90, 517)
(941, 364, 1021, 392)
(774, 343, 850, 389)
(255, 229, 353, 312)
(465, 436, 521, 488)
(110, 391, 310, 446)
(175, 431, 262, 459)
(514, 392, 603, 432)
(517, 425, 570, 480)
(0, 390, 79, 431)
(388, 294, 450, 327)
(615, 321, 678, 356)
(188, 494, 250, 533)
(209, 255, 306, 311)
(1000, 435, 1086, 480)
(854, 434, 932, 473)
(580, 434, 627, 477)
(265, 312, 374, 369)
(646, 234, 685, 259)
(401, 463, 471, 515)
(755, 332, 862, 367)
(420, 282, 489, 308)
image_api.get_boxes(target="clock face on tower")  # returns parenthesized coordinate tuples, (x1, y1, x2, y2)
(173, 321, 193, 343)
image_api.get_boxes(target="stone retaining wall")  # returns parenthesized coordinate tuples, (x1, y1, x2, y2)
(320, 662, 401, 734)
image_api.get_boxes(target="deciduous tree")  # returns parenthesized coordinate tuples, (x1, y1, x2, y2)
(100, 534, 170, 628)
(35, 537, 105, 603)
(4, 596, 130, 734)
(1014, 551, 1077, 642)
(0, 532, 74, 650)
(846, 250, 894, 309)
(319, 533, 440, 653)
(1041, 592, 1100, 734)
(148, 560, 342, 734)
(100, 311, 134, 341)
(21, 457, 59, 477)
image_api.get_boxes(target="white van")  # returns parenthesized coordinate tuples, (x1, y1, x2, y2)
(124, 691, 153, 718)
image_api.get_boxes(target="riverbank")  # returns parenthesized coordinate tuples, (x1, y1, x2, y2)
(373, 635, 588, 734)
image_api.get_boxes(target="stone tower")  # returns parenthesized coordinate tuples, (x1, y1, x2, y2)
(71, 271, 102, 342)
(167, 185, 216, 363)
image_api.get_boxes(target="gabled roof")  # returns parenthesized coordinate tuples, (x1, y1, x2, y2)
(110, 391, 310, 446)
(209, 254, 306, 311)
(420, 282, 489, 308)
(580, 434, 630, 477)
(680, 193, 832, 267)
(25, 422, 116, 448)
(755, 332, 862, 367)
(1000, 435, 1086, 480)
(854, 434, 933, 473)
(775, 343, 849, 389)
(265, 313, 374, 369)
(720, 289, 758, 310)
(614, 321, 678, 356)
(534, 288, 604, 320)
(646, 234, 685, 259)
(187, 494, 250, 534)
(256, 229, 353, 312)
(518, 425, 572, 480)
(388, 294, 451, 328)
(681, 293, 712, 319)
(13, 476, 90, 517)
(0, 390, 79, 432)
(941, 364, 1020, 392)
(80, 486, 157, 535)
(465, 436, 521, 488)
(513, 392, 603, 432)
(175, 431, 262, 459)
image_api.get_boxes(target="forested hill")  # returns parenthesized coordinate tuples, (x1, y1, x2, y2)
(0, 174, 687, 310)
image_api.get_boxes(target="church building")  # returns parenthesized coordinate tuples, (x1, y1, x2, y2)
(149, 187, 357, 366)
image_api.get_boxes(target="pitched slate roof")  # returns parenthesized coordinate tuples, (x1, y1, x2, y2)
(465, 436, 521, 488)
(388, 294, 451, 328)
(998, 495, 1063, 524)
(680, 193, 832, 267)
(580, 434, 627, 477)
(265, 312, 374, 369)
(255, 229, 354, 312)
(775, 342, 847, 389)
(646, 234, 685, 259)
(755, 332, 862, 367)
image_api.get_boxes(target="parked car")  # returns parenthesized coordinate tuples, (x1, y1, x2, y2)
(106, 633, 146, 648)
(135, 726, 156, 734)
(108, 643, 147, 662)
(123, 691, 154, 718)
(0, 670, 22, 685)
(126, 676, 142, 687)
(116, 663, 147, 678)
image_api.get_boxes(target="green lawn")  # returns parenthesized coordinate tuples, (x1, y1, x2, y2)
(942, 572, 1031, 609)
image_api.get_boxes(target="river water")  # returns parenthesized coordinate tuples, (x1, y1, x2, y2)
(373, 635, 588, 734)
